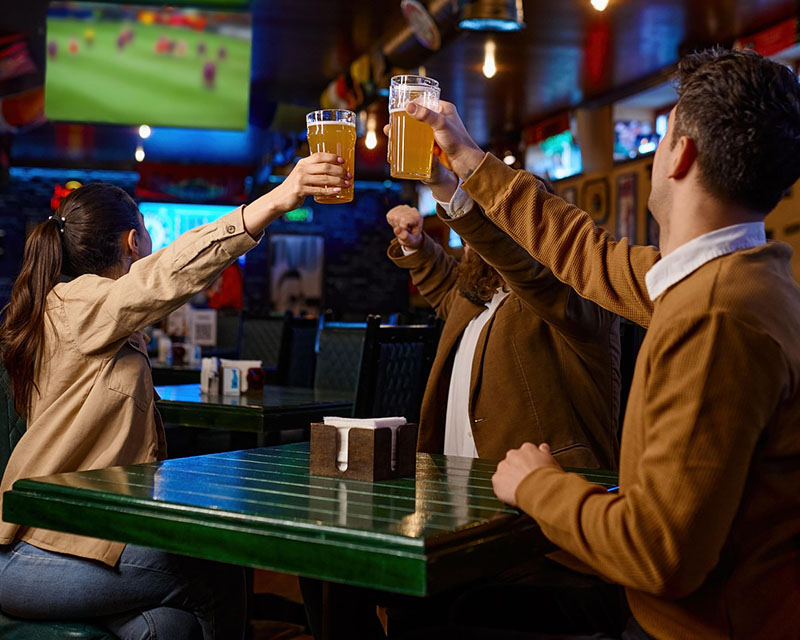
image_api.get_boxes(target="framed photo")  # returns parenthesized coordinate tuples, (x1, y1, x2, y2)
(269, 234, 324, 316)
(615, 173, 637, 241)
(560, 186, 578, 205)
(581, 178, 610, 224)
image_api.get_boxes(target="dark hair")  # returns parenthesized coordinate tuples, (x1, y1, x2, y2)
(458, 248, 504, 305)
(672, 47, 800, 213)
(0, 183, 141, 416)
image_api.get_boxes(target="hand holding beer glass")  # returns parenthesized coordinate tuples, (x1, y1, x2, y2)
(306, 109, 356, 203)
(389, 75, 440, 180)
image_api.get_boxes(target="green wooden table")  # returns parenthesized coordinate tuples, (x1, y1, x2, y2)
(2, 443, 617, 597)
(155, 384, 354, 434)
(151, 365, 201, 386)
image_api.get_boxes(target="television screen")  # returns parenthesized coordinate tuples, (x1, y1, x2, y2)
(140, 201, 236, 253)
(45, 3, 251, 129)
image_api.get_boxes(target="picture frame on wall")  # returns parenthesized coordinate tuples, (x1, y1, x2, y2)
(560, 186, 578, 205)
(269, 233, 324, 317)
(615, 173, 637, 241)
(581, 178, 610, 224)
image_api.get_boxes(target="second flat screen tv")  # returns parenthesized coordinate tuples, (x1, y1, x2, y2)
(45, 2, 252, 129)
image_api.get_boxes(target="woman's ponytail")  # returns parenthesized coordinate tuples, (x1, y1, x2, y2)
(0, 218, 65, 417)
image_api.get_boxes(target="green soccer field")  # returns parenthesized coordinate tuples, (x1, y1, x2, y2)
(45, 19, 251, 129)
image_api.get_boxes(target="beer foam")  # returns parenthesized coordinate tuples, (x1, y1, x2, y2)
(389, 106, 437, 113)
(307, 120, 355, 127)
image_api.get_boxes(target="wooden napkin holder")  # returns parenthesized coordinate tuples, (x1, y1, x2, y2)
(309, 422, 418, 482)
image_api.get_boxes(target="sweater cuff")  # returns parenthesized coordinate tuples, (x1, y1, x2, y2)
(221, 206, 262, 254)
(514, 465, 569, 514)
(387, 234, 437, 267)
(461, 153, 521, 213)
(437, 199, 486, 237)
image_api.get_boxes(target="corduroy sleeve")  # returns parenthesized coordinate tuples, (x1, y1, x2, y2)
(513, 312, 783, 597)
(461, 153, 659, 328)
(440, 203, 614, 340)
(388, 233, 461, 320)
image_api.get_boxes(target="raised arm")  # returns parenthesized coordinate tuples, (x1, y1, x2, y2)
(440, 201, 614, 339)
(385, 205, 461, 320)
(403, 100, 659, 327)
(62, 153, 349, 354)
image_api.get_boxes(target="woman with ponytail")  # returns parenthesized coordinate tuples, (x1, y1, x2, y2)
(0, 153, 350, 639)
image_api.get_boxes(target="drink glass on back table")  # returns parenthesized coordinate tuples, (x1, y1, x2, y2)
(306, 109, 356, 204)
(389, 75, 440, 180)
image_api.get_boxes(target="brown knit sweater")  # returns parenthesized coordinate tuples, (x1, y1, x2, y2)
(460, 153, 800, 640)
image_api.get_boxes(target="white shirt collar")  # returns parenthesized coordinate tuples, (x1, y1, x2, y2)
(645, 222, 766, 301)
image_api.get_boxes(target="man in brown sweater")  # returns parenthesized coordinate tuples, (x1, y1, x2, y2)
(399, 48, 800, 639)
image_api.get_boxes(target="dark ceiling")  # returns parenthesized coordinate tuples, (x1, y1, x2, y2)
(250, 0, 798, 145)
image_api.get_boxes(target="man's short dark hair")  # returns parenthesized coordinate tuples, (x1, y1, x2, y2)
(673, 47, 800, 214)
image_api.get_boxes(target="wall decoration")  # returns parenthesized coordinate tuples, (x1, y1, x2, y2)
(560, 186, 578, 205)
(270, 233, 324, 316)
(616, 173, 637, 241)
(581, 177, 609, 224)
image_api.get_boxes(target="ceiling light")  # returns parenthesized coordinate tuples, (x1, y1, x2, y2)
(590, 0, 609, 11)
(503, 153, 516, 165)
(482, 40, 497, 78)
(459, 0, 525, 32)
(365, 112, 378, 150)
(138, 124, 151, 139)
(135, 146, 145, 162)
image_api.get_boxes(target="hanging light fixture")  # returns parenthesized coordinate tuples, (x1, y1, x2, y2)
(482, 40, 497, 78)
(459, 0, 525, 32)
(365, 112, 378, 150)
(590, 0, 609, 11)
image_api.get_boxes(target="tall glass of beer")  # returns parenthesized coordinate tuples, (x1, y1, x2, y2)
(389, 75, 440, 180)
(306, 109, 356, 204)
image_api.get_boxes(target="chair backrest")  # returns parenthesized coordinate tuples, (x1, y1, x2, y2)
(240, 315, 285, 368)
(276, 315, 320, 387)
(313, 320, 367, 394)
(0, 363, 26, 478)
(215, 310, 242, 358)
(353, 315, 439, 421)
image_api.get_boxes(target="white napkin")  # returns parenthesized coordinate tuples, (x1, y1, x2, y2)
(200, 357, 220, 393)
(323, 416, 407, 471)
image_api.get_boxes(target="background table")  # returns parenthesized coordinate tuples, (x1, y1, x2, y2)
(151, 364, 201, 386)
(3, 443, 617, 597)
(155, 384, 354, 434)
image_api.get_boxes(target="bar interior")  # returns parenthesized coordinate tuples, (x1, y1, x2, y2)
(0, 1, 798, 639)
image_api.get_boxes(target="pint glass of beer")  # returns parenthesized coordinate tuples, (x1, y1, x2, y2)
(389, 75, 440, 180)
(306, 109, 356, 204)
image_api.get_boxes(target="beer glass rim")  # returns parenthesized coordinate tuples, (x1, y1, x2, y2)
(306, 109, 356, 125)
(390, 75, 439, 89)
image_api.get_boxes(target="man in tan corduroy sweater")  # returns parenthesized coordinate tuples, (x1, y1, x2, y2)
(397, 48, 800, 640)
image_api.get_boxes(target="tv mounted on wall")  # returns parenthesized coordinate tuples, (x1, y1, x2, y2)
(45, 2, 251, 129)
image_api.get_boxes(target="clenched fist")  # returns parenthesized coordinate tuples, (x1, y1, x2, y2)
(386, 205, 424, 250)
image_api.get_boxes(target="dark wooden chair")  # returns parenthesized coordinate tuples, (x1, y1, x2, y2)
(275, 314, 319, 387)
(239, 313, 286, 369)
(0, 366, 119, 639)
(313, 319, 368, 396)
(353, 315, 439, 422)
